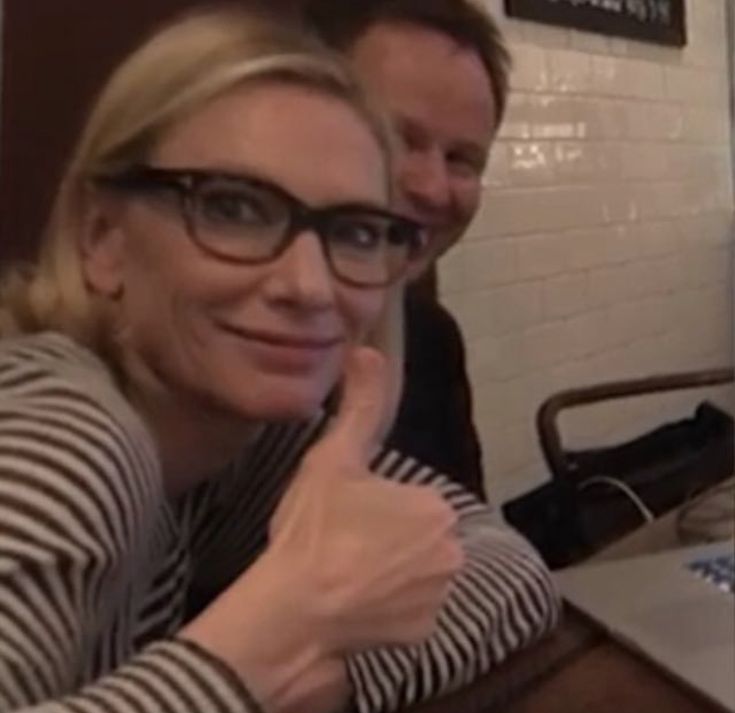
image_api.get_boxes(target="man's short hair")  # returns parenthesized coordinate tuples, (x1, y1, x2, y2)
(302, 0, 512, 126)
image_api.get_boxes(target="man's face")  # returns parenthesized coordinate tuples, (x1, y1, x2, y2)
(349, 21, 497, 254)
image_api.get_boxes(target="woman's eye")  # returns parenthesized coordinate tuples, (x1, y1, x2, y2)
(330, 221, 382, 251)
(200, 191, 270, 226)
(388, 222, 427, 254)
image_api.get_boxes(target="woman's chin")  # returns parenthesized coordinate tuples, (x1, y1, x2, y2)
(228, 376, 332, 422)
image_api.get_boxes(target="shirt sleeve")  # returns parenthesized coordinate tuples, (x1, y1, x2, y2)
(344, 448, 562, 713)
(0, 377, 261, 713)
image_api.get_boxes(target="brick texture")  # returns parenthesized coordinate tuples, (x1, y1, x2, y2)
(443, 0, 735, 502)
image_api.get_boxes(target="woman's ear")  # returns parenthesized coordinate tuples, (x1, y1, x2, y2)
(79, 190, 127, 298)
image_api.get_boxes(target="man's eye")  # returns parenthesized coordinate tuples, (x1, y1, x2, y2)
(399, 128, 423, 153)
(447, 152, 484, 178)
(395, 119, 428, 153)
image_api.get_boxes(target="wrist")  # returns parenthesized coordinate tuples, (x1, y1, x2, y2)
(180, 553, 333, 711)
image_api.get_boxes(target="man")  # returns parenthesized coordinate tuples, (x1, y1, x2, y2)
(303, 0, 510, 500)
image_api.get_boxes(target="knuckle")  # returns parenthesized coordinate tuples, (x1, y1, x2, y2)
(430, 537, 464, 577)
(409, 485, 445, 510)
(441, 503, 460, 529)
(414, 609, 441, 641)
(397, 487, 460, 538)
(425, 493, 458, 528)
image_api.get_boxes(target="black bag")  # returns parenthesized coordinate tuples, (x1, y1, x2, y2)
(503, 401, 734, 568)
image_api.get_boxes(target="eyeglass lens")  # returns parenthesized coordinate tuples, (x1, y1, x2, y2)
(187, 175, 419, 286)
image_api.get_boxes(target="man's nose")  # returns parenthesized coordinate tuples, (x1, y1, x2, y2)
(398, 148, 452, 215)
(267, 231, 335, 309)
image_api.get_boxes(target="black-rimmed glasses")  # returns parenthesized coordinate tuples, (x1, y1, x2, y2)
(94, 165, 429, 288)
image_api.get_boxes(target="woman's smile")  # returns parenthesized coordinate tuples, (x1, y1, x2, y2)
(217, 320, 344, 372)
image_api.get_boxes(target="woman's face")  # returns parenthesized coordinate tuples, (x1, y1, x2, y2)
(84, 82, 390, 421)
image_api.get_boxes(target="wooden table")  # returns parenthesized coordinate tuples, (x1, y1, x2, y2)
(408, 482, 734, 713)
(504, 611, 722, 713)
(407, 607, 721, 713)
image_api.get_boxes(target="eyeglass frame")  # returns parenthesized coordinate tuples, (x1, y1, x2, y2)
(92, 165, 430, 288)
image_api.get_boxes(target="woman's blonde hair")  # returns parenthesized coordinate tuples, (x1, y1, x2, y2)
(0, 5, 399, 364)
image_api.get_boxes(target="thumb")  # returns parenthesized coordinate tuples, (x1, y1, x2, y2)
(322, 345, 390, 462)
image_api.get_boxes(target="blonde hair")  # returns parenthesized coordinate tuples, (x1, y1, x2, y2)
(0, 6, 398, 362)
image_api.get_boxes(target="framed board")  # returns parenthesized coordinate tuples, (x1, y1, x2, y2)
(504, 0, 687, 47)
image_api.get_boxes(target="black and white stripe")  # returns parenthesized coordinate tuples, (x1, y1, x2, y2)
(0, 334, 258, 712)
(0, 332, 560, 713)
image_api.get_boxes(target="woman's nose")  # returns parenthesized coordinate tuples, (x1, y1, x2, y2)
(265, 231, 336, 309)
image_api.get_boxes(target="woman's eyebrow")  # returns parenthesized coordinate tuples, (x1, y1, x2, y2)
(317, 198, 392, 214)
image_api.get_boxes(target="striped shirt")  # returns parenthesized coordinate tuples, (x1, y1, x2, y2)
(0, 332, 560, 713)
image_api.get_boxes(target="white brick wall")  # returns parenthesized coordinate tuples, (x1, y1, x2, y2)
(442, 0, 735, 502)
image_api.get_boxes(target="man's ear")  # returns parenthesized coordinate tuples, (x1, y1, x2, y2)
(79, 192, 127, 298)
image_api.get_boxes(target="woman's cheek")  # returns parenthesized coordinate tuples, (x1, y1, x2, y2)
(341, 288, 388, 341)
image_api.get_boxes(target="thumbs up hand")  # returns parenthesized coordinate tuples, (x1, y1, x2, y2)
(269, 345, 464, 652)
(182, 346, 463, 713)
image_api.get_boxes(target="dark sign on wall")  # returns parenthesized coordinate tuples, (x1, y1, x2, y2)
(504, 0, 687, 47)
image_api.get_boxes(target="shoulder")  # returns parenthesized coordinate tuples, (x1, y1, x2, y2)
(0, 331, 154, 447)
(0, 332, 162, 556)
(403, 293, 466, 371)
(404, 291, 461, 337)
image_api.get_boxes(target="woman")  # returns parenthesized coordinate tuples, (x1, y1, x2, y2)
(0, 7, 559, 713)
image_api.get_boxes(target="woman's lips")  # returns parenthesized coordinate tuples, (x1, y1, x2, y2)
(218, 322, 343, 370)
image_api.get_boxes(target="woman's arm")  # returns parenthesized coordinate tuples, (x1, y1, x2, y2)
(1, 343, 459, 713)
(188, 389, 559, 713)
(0, 363, 262, 713)
(346, 448, 561, 713)
(191, 436, 559, 713)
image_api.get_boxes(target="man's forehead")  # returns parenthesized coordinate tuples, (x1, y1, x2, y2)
(349, 21, 490, 90)
(348, 21, 497, 146)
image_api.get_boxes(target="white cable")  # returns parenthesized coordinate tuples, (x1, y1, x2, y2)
(578, 476, 655, 524)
